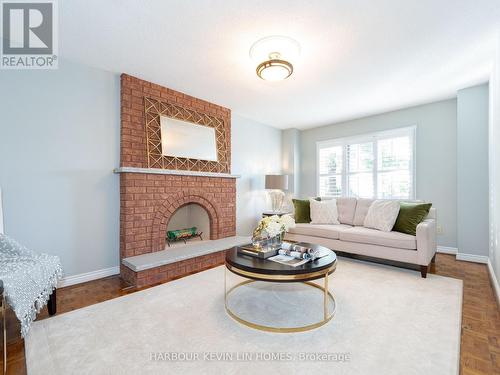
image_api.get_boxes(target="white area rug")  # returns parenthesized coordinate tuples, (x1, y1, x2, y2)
(26, 258, 462, 375)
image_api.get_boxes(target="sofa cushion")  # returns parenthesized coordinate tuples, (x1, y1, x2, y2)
(292, 197, 321, 223)
(288, 223, 353, 240)
(310, 198, 340, 224)
(363, 200, 401, 232)
(393, 202, 432, 235)
(339, 227, 416, 250)
(336, 197, 357, 225)
(353, 198, 374, 226)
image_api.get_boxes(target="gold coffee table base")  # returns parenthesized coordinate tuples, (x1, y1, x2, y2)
(224, 269, 336, 333)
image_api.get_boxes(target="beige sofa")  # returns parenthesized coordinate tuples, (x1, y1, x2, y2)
(284, 198, 437, 277)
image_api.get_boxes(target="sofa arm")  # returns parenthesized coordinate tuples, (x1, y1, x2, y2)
(416, 219, 437, 265)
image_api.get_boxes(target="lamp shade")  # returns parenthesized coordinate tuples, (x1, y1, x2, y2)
(265, 175, 288, 190)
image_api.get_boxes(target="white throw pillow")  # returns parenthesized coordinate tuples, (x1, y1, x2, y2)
(309, 198, 340, 224)
(363, 200, 400, 232)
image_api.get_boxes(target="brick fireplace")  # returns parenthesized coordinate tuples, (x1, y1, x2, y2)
(118, 74, 237, 286)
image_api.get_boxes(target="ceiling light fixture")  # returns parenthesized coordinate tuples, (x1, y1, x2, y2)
(250, 36, 300, 81)
(256, 53, 293, 81)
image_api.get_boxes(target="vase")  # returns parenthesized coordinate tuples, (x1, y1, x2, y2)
(251, 235, 271, 250)
(269, 232, 284, 250)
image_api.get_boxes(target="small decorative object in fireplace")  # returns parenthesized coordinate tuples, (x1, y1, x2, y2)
(166, 227, 203, 247)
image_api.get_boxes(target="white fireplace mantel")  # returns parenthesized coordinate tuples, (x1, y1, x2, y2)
(114, 167, 241, 179)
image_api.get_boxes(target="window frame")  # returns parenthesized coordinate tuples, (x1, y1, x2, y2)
(316, 126, 416, 199)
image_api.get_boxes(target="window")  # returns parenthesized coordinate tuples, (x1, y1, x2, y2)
(317, 127, 415, 199)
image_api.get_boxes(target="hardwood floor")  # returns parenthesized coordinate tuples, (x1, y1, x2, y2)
(1, 254, 499, 374)
(432, 255, 500, 374)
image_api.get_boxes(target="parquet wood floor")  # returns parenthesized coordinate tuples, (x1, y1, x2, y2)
(1, 254, 499, 374)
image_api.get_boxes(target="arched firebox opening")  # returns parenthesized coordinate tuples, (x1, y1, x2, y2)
(166, 203, 210, 247)
(150, 192, 222, 252)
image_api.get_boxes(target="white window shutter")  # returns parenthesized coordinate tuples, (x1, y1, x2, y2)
(317, 127, 415, 199)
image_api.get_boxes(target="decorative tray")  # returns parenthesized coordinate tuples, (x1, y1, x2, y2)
(237, 245, 278, 259)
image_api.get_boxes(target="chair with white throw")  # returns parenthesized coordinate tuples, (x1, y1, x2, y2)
(0, 189, 62, 374)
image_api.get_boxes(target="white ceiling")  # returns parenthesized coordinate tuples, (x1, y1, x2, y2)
(60, 0, 500, 129)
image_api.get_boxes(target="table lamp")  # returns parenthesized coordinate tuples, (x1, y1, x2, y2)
(265, 175, 288, 213)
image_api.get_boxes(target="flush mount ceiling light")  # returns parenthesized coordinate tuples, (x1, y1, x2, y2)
(249, 36, 300, 81)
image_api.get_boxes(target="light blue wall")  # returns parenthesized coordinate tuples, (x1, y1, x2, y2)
(232, 114, 282, 235)
(282, 128, 300, 195)
(0, 60, 121, 277)
(457, 84, 489, 257)
(298, 99, 458, 247)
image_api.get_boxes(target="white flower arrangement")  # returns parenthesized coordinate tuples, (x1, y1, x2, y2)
(253, 214, 296, 239)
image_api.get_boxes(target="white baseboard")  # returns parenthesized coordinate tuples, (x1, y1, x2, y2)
(438, 246, 490, 265)
(455, 253, 489, 264)
(58, 266, 120, 288)
(487, 260, 500, 307)
(437, 246, 458, 255)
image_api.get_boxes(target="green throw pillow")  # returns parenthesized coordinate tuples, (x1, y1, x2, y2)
(292, 197, 321, 223)
(393, 202, 432, 235)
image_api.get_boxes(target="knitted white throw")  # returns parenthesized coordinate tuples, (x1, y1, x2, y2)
(0, 234, 62, 337)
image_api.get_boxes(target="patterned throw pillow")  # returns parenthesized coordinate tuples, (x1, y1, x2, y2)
(363, 200, 400, 232)
(309, 198, 340, 225)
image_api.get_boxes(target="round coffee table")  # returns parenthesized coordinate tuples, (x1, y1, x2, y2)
(224, 243, 337, 333)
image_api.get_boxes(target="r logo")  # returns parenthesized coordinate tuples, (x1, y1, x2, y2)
(2, 2, 53, 54)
